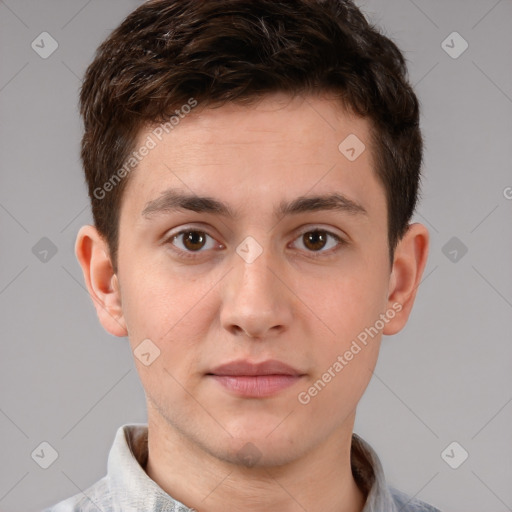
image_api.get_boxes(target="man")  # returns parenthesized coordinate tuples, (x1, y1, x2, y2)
(45, 0, 439, 510)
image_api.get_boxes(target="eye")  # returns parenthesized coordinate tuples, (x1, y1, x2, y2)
(291, 229, 344, 255)
(168, 229, 220, 255)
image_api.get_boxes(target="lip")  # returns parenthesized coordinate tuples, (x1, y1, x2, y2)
(207, 359, 305, 398)
(208, 359, 302, 376)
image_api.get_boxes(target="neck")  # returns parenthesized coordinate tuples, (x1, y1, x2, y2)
(145, 412, 366, 512)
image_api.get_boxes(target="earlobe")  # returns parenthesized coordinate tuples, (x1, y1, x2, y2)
(75, 225, 128, 337)
(383, 223, 429, 336)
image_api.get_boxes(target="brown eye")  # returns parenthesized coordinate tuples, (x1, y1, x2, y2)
(181, 231, 207, 251)
(291, 229, 343, 256)
(303, 231, 328, 251)
(166, 227, 223, 260)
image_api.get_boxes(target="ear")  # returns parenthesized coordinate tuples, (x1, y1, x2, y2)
(383, 223, 429, 335)
(75, 225, 128, 337)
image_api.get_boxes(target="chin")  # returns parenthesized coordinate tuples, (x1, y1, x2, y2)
(204, 427, 307, 468)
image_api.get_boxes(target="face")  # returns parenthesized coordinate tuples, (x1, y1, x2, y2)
(80, 92, 426, 467)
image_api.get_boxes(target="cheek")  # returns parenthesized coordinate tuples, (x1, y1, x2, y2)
(120, 263, 217, 350)
(297, 275, 385, 412)
(295, 261, 389, 396)
(297, 341, 380, 422)
(303, 266, 389, 342)
(121, 270, 218, 403)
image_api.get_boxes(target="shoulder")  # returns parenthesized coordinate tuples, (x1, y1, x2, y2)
(41, 476, 112, 512)
(389, 486, 442, 512)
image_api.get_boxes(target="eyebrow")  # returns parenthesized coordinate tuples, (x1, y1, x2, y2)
(141, 189, 367, 219)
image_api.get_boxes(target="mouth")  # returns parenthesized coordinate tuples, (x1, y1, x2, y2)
(206, 359, 306, 398)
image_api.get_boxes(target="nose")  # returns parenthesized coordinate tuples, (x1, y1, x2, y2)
(219, 243, 292, 340)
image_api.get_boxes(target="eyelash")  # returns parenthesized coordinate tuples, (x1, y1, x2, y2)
(164, 227, 346, 260)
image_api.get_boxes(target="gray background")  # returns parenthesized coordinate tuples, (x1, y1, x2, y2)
(0, 1, 511, 511)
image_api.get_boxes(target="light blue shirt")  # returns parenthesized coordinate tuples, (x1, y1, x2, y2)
(43, 424, 441, 512)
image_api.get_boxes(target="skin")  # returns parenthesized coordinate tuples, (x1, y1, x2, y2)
(75, 92, 429, 512)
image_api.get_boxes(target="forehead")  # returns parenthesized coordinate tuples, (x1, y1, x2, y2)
(121, 93, 384, 221)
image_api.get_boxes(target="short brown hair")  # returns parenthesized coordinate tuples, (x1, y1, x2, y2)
(80, 0, 422, 272)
